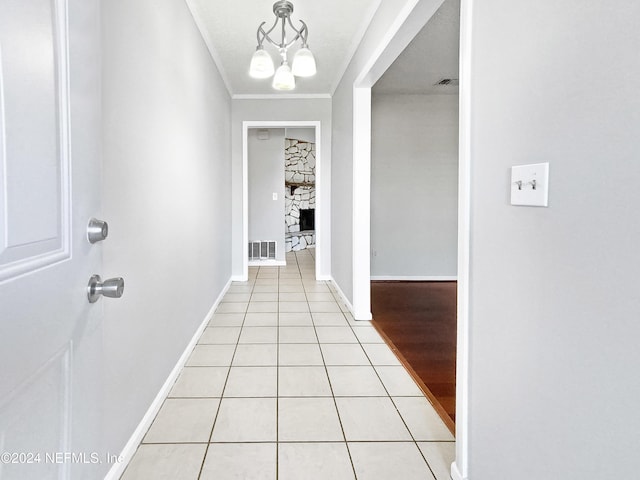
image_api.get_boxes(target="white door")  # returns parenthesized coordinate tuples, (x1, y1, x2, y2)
(0, 1, 106, 479)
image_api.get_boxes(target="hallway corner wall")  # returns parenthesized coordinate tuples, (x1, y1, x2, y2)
(101, 0, 232, 465)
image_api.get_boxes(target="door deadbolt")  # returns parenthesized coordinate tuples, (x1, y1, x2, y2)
(87, 275, 124, 303)
(87, 218, 109, 243)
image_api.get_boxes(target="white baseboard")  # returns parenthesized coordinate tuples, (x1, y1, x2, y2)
(354, 309, 373, 321)
(370, 275, 458, 281)
(329, 276, 365, 320)
(451, 461, 466, 480)
(329, 277, 372, 321)
(104, 278, 232, 480)
(248, 260, 286, 267)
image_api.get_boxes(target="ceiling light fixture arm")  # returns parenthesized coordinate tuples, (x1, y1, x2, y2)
(286, 18, 308, 47)
(256, 21, 268, 47)
(256, 16, 307, 51)
(256, 17, 277, 48)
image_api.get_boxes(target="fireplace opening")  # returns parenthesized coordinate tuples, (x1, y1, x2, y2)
(299, 209, 315, 231)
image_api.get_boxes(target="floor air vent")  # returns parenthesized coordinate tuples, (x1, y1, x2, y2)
(249, 241, 276, 260)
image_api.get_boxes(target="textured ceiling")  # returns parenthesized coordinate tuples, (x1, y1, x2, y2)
(374, 0, 460, 95)
(187, 0, 381, 96)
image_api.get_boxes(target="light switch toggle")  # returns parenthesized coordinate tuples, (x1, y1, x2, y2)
(511, 163, 549, 207)
(513, 179, 537, 191)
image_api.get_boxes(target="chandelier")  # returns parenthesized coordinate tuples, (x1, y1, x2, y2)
(249, 1, 317, 91)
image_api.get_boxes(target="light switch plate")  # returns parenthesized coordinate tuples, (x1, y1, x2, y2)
(511, 162, 549, 207)
(272, 192, 278, 200)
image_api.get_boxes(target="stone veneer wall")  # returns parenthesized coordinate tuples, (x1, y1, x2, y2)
(284, 138, 316, 252)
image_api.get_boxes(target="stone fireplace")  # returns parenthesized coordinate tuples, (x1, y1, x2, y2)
(284, 138, 316, 252)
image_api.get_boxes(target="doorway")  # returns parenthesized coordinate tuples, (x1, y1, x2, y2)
(242, 121, 324, 278)
(369, 0, 460, 430)
(351, 0, 470, 476)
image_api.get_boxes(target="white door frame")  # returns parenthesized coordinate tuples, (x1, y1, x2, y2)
(351, 0, 470, 478)
(242, 120, 324, 279)
(451, 1, 471, 477)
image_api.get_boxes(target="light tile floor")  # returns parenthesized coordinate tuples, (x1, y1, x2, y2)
(121, 249, 454, 480)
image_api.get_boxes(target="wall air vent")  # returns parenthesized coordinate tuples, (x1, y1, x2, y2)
(248, 241, 276, 260)
(435, 78, 459, 86)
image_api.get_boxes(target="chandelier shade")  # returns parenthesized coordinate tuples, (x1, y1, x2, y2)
(292, 47, 317, 77)
(249, 1, 316, 90)
(272, 62, 296, 90)
(249, 47, 275, 79)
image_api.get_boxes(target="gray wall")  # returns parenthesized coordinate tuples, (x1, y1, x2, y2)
(467, 0, 640, 478)
(248, 128, 285, 261)
(371, 93, 458, 278)
(286, 127, 316, 143)
(330, 82, 355, 300)
(101, 0, 231, 463)
(231, 98, 332, 277)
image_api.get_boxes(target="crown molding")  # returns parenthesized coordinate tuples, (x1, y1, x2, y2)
(232, 93, 332, 100)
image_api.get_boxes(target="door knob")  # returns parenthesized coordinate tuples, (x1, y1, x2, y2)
(87, 218, 109, 243)
(87, 275, 124, 303)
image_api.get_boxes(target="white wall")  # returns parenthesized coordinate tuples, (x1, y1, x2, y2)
(248, 128, 285, 261)
(371, 94, 458, 278)
(231, 98, 331, 277)
(101, 0, 231, 466)
(465, 0, 640, 478)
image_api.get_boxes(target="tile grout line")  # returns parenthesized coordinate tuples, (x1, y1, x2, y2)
(275, 261, 281, 480)
(125, 251, 450, 479)
(141, 439, 449, 446)
(301, 251, 359, 480)
(196, 273, 253, 479)
(344, 295, 440, 480)
(324, 274, 441, 478)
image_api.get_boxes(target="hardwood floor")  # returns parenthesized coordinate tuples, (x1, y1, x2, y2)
(371, 281, 457, 433)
